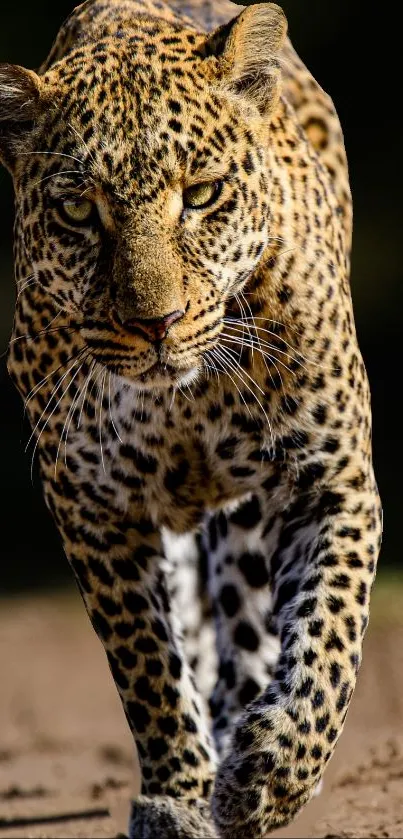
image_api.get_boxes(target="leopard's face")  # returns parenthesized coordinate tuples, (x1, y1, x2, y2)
(13, 30, 273, 390)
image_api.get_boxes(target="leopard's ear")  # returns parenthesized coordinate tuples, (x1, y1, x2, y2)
(206, 3, 287, 116)
(0, 63, 42, 169)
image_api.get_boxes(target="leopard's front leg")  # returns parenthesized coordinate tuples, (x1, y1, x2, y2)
(49, 493, 217, 836)
(212, 468, 382, 838)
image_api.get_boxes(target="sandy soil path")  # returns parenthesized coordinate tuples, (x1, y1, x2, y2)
(1, 584, 402, 838)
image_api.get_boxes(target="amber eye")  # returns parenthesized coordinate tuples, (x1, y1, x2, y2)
(59, 197, 95, 225)
(183, 181, 222, 210)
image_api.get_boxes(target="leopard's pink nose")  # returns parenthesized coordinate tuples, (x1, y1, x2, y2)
(117, 309, 185, 343)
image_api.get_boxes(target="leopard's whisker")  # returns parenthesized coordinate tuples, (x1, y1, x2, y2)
(33, 168, 88, 187)
(226, 315, 325, 366)
(34, 308, 64, 332)
(98, 369, 107, 474)
(209, 347, 255, 423)
(218, 342, 266, 396)
(169, 386, 177, 412)
(16, 278, 37, 299)
(222, 320, 313, 369)
(241, 292, 281, 384)
(63, 370, 90, 464)
(177, 386, 192, 403)
(108, 371, 123, 443)
(220, 333, 298, 377)
(25, 346, 89, 454)
(239, 290, 259, 338)
(9, 324, 77, 346)
(221, 332, 288, 395)
(30, 350, 90, 481)
(203, 355, 221, 382)
(24, 344, 87, 414)
(233, 292, 253, 356)
(54, 361, 87, 477)
(89, 363, 106, 400)
(77, 359, 98, 429)
(225, 310, 304, 339)
(274, 245, 299, 259)
(227, 311, 277, 382)
(267, 235, 288, 245)
(16, 272, 35, 287)
(224, 316, 304, 350)
(215, 344, 275, 449)
(19, 150, 85, 166)
(67, 122, 98, 170)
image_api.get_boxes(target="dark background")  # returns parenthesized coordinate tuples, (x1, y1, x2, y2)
(0, 2, 400, 591)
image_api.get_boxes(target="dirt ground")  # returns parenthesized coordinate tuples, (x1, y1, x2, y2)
(1, 579, 403, 839)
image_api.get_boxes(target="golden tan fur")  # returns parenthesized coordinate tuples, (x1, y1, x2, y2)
(0, 3, 380, 837)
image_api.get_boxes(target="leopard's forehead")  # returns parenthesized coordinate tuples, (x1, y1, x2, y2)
(50, 20, 209, 99)
(36, 26, 263, 204)
(44, 27, 216, 142)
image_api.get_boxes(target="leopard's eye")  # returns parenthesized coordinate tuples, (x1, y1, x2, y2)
(183, 181, 222, 210)
(60, 197, 95, 225)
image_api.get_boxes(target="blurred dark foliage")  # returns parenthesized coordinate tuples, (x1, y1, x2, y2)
(0, 2, 400, 590)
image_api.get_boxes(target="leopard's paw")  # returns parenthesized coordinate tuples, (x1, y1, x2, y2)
(212, 748, 313, 838)
(127, 795, 217, 838)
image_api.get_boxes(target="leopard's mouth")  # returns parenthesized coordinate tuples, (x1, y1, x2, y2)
(136, 360, 200, 389)
(138, 360, 179, 383)
(83, 339, 201, 388)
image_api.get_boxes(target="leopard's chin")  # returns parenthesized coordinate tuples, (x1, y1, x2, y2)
(138, 361, 199, 389)
(118, 361, 201, 391)
(88, 349, 202, 390)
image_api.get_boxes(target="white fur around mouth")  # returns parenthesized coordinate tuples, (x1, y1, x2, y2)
(136, 361, 200, 390)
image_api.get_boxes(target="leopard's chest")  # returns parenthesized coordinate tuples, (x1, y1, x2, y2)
(46, 382, 283, 533)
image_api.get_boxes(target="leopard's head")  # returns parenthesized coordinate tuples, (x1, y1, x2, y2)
(0, 3, 287, 389)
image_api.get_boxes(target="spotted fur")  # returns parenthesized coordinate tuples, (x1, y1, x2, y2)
(0, 1, 382, 836)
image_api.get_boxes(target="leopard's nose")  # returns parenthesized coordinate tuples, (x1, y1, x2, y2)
(116, 309, 185, 343)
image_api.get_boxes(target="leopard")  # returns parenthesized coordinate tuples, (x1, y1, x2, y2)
(0, 0, 382, 836)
